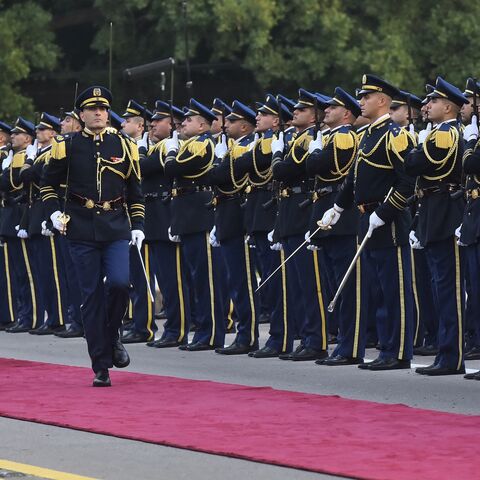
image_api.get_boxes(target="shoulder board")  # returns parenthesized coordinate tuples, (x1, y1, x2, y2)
(295, 130, 313, 150)
(12, 151, 26, 168)
(51, 135, 67, 160)
(186, 137, 211, 157)
(388, 125, 410, 153)
(106, 126, 118, 134)
(260, 136, 272, 154)
(432, 122, 457, 149)
(333, 129, 355, 150)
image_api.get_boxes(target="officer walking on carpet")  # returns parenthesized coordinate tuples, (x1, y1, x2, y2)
(41, 86, 145, 387)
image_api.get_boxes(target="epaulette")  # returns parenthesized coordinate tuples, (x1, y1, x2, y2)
(432, 122, 457, 149)
(388, 123, 409, 153)
(50, 135, 67, 160)
(12, 150, 26, 168)
(333, 126, 355, 150)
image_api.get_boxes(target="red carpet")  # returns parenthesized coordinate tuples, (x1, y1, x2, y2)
(0, 358, 477, 480)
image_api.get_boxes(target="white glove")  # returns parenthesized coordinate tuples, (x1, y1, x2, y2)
(131, 229, 145, 250)
(463, 115, 479, 142)
(267, 229, 275, 243)
(137, 132, 149, 151)
(318, 204, 343, 228)
(409, 230, 423, 249)
(305, 230, 311, 242)
(455, 225, 467, 246)
(417, 122, 432, 145)
(214, 134, 228, 158)
(271, 131, 284, 155)
(270, 242, 282, 251)
(41, 220, 54, 237)
(25, 139, 38, 160)
(168, 226, 181, 243)
(408, 123, 415, 136)
(50, 210, 65, 233)
(17, 229, 28, 239)
(248, 133, 259, 151)
(308, 131, 323, 153)
(367, 211, 385, 238)
(165, 130, 179, 153)
(2, 150, 13, 170)
(307, 244, 320, 251)
(209, 226, 220, 247)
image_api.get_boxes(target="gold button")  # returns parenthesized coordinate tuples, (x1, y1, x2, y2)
(85, 199, 95, 209)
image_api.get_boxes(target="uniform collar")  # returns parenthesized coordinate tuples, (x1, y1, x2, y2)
(329, 124, 351, 134)
(368, 113, 390, 130)
(435, 118, 457, 129)
(83, 127, 108, 141)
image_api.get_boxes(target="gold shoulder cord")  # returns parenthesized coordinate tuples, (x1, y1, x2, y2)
(251, 140, 272, 186)
(184, 138, 215, 179)
(422, 128, 458, 181)
(317, 132, 358, 183)
(291, 130, 313, 164)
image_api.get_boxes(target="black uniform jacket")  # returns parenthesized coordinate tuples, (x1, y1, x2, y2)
(405, 119, 464, 246)
(41, 128, 144, 242)
(336, 114, 415, 249)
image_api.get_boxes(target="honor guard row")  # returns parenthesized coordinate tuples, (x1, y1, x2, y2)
(1, 72, 480, 385)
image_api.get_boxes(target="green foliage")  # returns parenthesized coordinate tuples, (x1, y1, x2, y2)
(5, 0, 480, 114)
(0, 1, 59, 120)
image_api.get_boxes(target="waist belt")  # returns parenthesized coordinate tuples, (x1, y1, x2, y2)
(280, 185, 309, 198)
(244, 184, 273, 194)
(69, 193, 124, 211)
(312, 185, 340, 201)
(357, 201, 381, 214)
(171, 186, 211, 197)
(144, 192, 170, 200)
(466, 187, 480, 200)
(417, 183, 461, 198)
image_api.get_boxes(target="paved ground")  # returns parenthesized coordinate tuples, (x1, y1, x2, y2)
(0, 324, 479, 479)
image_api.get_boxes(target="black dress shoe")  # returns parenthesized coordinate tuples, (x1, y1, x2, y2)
(258, 313, 271, 324)
(464, 370, 480, 380)
(364, 358, 410, 371)
(121, 330, 152, 344)
(413, 345, 439, 356)
(416, 364, 465, 376)
(465, 346, 480, 361)
(215, 341, 258, 355)
(6, 323, 31, 333)
(29, 324, 65, 335)
(93, 369, 111, 387)
(250, 346, 280, 358)
(55, 324, 84, 338)
(318, 355, 364, 366)
(151, 338, 184, 348)
(0, 322, 14, 331)
(279, 344, 304, 360)
(291, 348, 328, 362)
(112, 340, 130, 368)
(185, 342, 216, 351)
(358, 357, 382, 369)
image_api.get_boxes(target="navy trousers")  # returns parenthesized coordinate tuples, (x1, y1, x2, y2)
(6, 238, 38, 328)
(361, 245, 414, 361)
(0, 242, 16, 326)
(411, 248, 438, 348)
(424, 238, 465, 370)
(464, 242, 480, 351)
(150, 241, 191, 343)
(129, 243, 157, 340)
(254, 234, 293, 353)
(320, 235, 364, 358)
(69, 239, 130, 373)
(58, 235, 83, 329)
(283, 235, 328, 352)
(220, 236, 258, 347)
(181, 232, 225, 347)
